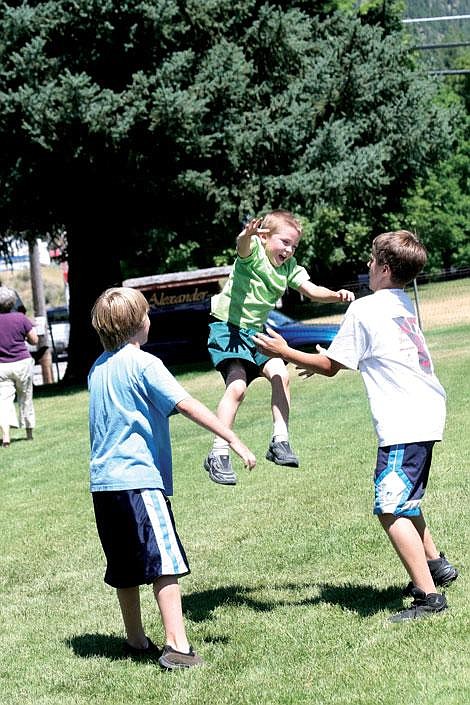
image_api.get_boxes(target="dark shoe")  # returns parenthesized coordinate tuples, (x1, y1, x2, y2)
(158, 644, 203, 670)
(390, 587, 447, 622)
(204, 452, 237, 485)
(403, 552, 459, 596)
(265, 440, 299, 467)
(123, 637, 162, 659)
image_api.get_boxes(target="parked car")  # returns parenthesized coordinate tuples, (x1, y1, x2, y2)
(47, 306, 70, 360)
(266, 309, 339, 350)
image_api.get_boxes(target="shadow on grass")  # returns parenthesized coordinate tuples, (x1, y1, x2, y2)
(3, 436, 31, 445)
(33, 382, 87, 398)
(66, 631, 229, 660)
(183, 581, 403, 621)
(67, 582, 403, 659)
(65, 633, 160, 661)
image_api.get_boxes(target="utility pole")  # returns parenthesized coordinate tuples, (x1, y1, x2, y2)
(29, 238, 53, 384)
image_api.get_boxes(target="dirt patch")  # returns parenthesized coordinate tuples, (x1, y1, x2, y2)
(419, 293, 470, 329)
(304, 290, 470, 330)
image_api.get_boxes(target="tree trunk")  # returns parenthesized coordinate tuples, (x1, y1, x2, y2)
(63, 219, 122, 385)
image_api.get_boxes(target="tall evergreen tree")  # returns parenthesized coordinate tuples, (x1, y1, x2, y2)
(0, 1, 455, 380)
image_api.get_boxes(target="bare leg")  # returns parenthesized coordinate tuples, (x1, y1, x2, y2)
(216, 379, 247, 428)
(211, 362, 247, 449)
(1, 424, 10, 446)
(153, 576, 190, 652)
(116, 586, 148, 649)
(410, 512, 439, 561)
(0, 378, 16, 446)
(378, 514, 436, 594)
(263, 358, 290, 438)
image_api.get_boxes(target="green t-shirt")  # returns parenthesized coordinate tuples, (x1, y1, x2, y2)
(211, 236, 310, 331)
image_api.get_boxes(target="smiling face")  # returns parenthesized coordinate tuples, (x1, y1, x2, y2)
(259, 224, 301, 268)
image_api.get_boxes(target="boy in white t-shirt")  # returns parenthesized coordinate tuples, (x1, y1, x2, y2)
(254, 230, 458, 622)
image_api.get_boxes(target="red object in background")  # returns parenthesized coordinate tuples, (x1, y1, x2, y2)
(60, 261, 68, 283)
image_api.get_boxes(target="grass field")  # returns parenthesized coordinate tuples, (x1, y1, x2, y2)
(0, 324, 468, 705)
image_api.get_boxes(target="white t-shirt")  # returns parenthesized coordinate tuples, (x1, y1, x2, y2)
(326, 288, 446, 447)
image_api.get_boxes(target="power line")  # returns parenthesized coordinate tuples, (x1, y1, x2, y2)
(413, 41, 470, 50)
(428, 69, 470, 75)
(403, 15, 470, 24)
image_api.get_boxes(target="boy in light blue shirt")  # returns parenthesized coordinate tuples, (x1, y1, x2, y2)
(89, 287, 255, 669)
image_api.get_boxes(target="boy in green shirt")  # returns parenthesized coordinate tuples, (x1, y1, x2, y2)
(205, 210, 355, 485)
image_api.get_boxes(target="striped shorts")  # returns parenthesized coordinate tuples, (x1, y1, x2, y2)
(373, 441, 435, 517)
(92, 488, 190, 588)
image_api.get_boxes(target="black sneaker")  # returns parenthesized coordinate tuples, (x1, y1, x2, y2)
(123, 636, 162, 659)
(158, 644, 203, 670)
(265, 440, 299, 467)
(403, 552, 459, 596)
(204, 452, 237, 485)
(390, 587, 448, 622)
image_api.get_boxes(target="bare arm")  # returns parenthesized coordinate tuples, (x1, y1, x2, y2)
(298, 280, 355, 304)
(252, 327, 345, 377)
(176, 396, 256, 469)
(236, 217, 267, 259)
(26, 327, 38, 346)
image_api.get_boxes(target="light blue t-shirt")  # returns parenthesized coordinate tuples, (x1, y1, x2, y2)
(88, 344, 190, 496)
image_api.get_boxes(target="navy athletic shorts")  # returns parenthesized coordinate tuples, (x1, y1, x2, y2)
(373, 441, 436, 517)
(92, 488, 190, 588)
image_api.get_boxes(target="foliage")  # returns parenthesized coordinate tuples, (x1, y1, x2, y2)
(0, 0, 460, 378)
(401, 122, 470, 270)
(399, 2, 470, 271)
(0, 2, 455, 267)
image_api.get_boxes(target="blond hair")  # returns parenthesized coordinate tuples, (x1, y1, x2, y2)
(91, 287, 149, 351)
(372, 230, 427, 286)
(258, 210, 302, 238)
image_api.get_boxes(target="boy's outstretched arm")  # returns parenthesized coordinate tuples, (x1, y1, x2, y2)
(236, 217, 267, 258)
(253, 328, 345, 378)
(298, 280, 355, 303)
(176, 397, 256, 469)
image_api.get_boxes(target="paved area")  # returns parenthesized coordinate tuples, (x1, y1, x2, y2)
(33, 361, 67, 385)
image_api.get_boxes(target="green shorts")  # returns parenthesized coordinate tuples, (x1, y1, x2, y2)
(208, 320, 269, 385)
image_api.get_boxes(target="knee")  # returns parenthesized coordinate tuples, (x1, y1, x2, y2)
(271, 368, 290, 389)
(227, 379, 247, 404)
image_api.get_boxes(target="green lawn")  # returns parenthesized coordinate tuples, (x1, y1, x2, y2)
(0, 325, 468, 705)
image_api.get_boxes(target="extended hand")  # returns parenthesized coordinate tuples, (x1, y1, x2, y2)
(252, 327, 288, 358)
(337, 289, 355, 302)
(296, 344, 326, 378)
(230, 439, 256, 470)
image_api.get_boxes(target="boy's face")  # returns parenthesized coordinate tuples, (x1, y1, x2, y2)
(368, 255, 392, 292)
(259, 225, 301, 268)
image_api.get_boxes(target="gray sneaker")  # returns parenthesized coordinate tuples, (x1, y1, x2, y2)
(158, 644, 203, 670)
(204, 452, 237, 485)
(389, 587, 447, 623)
(265, 440, 299, 467)
(403, 552, 459, 596)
